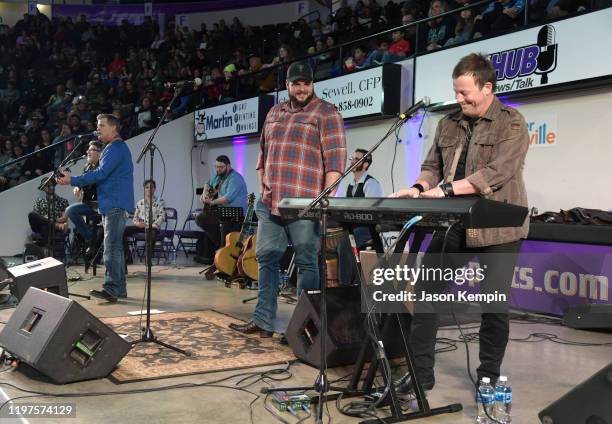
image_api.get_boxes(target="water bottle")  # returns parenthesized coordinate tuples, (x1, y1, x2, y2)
(280, 272, 289, 288)
(170, 247, 177, 265)
(494, 376, 512, 423)
(476, 377, 495, 424)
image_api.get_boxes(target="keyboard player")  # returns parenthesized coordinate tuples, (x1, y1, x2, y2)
(389, 53, 529, 395)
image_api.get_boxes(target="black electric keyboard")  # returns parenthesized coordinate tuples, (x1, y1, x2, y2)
(278, 197, 528, 229)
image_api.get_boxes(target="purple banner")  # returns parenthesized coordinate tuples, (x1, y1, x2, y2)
(52, 0, 288, 26)
(411, 234, 611, 316)
(511, 241, 612, 316)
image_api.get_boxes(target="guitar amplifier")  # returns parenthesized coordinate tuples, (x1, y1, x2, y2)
(7, 257, 68, 300)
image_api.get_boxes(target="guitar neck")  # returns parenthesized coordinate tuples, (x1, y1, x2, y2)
(237, 203, 255, 244)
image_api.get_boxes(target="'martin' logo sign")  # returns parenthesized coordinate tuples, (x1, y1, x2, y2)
(490, 25, 558, 93)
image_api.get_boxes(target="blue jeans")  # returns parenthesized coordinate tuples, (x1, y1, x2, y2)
(66, 202, 95, 240)
(253, 198, 320, 332)
(102, 208, 127, 296)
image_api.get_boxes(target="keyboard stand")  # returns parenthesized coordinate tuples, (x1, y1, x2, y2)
(344, 227, 462, 423)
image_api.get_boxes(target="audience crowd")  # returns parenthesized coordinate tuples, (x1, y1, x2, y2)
(0, 0, 594, 192)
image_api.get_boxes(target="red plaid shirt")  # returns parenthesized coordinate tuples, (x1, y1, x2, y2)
(257, 96, 347, 215)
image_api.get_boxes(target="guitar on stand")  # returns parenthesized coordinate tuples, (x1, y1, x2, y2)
(237, 228, 258, 281)
(213, 193, 256, 286)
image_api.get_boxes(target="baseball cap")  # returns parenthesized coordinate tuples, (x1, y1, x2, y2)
(286, 61, 313, 83)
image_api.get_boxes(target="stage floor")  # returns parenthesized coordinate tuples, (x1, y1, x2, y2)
(0, 259, 610, 423)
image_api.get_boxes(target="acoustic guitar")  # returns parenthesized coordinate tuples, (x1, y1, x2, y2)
(237, 232, 258, 281)
(213, 193, 256, 276)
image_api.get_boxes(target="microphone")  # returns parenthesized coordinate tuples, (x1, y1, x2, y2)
(164, 78, 203, 89)
(535, 25, 557, 84)
(75, 130, 99, 139)
(399, 96, 431, 120)
(66, 155, 87, 165)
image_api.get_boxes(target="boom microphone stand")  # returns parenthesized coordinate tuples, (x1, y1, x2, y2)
(265, 101, 433, 422)
(131, 85, 190, 356)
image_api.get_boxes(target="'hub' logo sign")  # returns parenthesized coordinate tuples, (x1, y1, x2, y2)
(490, 25, 558, 93)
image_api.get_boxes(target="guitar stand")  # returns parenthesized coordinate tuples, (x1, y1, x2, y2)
(198, 207, 244, 279)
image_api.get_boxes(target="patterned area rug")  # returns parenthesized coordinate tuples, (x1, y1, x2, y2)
(103, 310, 295, 384)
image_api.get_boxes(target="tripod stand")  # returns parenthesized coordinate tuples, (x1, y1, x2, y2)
(130, 87, 190, 356)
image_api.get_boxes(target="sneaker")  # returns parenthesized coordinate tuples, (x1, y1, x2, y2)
(89, 289, 117, 303)
(394, 372, 435, 397)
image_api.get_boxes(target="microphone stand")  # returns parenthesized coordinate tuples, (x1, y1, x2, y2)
(131, 86, 190, 356)
(266, 105, 461, 423)
(264, 113, 410, 422)
(38, 134, 92, 300)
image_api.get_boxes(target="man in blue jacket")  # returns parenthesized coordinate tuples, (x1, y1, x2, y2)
(58, 114, 135, 302)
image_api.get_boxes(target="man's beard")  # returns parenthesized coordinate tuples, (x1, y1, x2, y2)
(353, 162, 365, 172)
(289, 92, 314, 108)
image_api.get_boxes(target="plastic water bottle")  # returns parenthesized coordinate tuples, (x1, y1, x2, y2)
(170, 247, 177, 265)
(494, 376, 512, 423)
(280, 272, 289, 288)
(476, 377, 495, 424)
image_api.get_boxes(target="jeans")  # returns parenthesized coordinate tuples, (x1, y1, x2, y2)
(253, 197, 320, 332)
(409, 224, 521, 383)
(102, 208, 128, 297)
(66, 202, 96, 240)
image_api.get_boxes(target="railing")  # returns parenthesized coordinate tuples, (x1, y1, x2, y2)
(1, 3, 608, 193)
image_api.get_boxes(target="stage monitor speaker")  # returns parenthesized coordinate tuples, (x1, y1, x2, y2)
(7, 257, 68, 300)
(285, 286, 404, 368)
(563, 304, 612, 330)
(539, 362, 612, 424)
(0, 287, 131, 384)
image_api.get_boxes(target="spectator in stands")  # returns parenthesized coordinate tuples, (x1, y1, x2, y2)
(362, 38, 391, 67)
(335, 0, 353, 30)
(5, 145, 26, 187)
(385, 29, 412, 62)
(402, 13, 418, 47)
(322, 15, 336, 35)
(473, 0, 525, 38)
(343, 45, 368, 72)
(419, 0, 454, 50)
(445, 5, 475, 46)
(238, 54, 276, 95)
(135, 96, 159, 134)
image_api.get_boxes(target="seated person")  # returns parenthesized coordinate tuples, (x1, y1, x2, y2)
(194, 155, 248, 264)
(335, 149, 383, 285)
(124, 179, 165, 261)
(66, 140, 102, 251)
(28, 178, 70, 247)
(473, 0, 525, 38)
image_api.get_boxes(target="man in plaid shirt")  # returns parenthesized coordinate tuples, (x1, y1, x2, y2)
(230, 61, 347, 337)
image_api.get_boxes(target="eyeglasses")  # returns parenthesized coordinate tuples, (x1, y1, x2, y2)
(349, 156, 363, 161)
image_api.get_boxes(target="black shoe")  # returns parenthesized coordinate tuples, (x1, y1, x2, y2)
(118, 292, 128, 298)
(90, 289, 117, 302)
(229, 321, 273, 338)
(395, 373, 435, 397)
